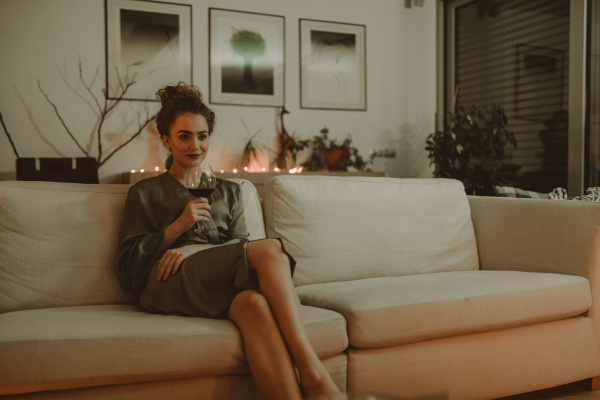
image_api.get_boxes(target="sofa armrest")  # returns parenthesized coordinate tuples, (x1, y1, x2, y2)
(468, 196, 600, 278)
(468, 196, 600, 338)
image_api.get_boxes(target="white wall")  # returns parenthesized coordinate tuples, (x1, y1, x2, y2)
(0, 0, 436, 183)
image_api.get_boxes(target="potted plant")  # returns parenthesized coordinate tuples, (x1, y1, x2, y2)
(301, 127, 372, 172)
(425, 103, 522, 195)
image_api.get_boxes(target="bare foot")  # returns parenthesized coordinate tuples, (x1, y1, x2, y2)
(299, 368, 340, 398)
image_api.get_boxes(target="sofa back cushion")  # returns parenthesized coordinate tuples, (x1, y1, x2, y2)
(262, 176, 479, 286)
(0, 178, 264, 314)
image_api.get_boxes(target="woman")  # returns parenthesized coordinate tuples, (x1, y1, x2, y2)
(116, 83, 339, 400)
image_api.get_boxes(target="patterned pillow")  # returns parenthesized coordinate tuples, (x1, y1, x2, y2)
(494, 186, 550, 199)
(574, 187, 600, 202)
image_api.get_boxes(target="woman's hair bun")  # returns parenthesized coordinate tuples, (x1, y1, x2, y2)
(155, 82, 216, 139)
(156, 82, 203, 107)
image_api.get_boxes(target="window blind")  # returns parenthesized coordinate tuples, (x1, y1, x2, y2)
(454, 0, 570, 193)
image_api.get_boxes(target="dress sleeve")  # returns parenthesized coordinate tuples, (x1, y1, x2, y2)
(116, 185, 166, 295)
(224, 184, 250, 244)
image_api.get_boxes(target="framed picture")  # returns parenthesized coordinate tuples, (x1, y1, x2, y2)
(209, 8, 285, 107)
(299, 19, 366, 111)
(514, 44, 565, 121)
(105, 0, 192, 101)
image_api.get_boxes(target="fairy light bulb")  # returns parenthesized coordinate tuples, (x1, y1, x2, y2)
(155, 166, 159, 172)
(140, 169, 145, 173)
(261, 167, 266, 172)
(220, 170, 224, 173)
(233, 169, 237, 173)
(274, 167, 279, 172)
(244, 167, 248, 171)
(131, 170, 136, 173)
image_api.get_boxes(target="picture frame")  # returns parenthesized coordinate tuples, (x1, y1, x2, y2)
(105, 0, 192, 101)
(299, 19, 367, 111)
(209, 8, 285, 107)
(514, 44, 565, 122)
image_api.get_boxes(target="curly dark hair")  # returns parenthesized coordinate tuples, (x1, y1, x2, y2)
(155, 82, 216, 140)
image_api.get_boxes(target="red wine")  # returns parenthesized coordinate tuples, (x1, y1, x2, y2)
(188, 188, 215, 198)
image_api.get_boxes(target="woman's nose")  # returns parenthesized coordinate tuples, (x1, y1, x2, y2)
(189, 137, 200, 150)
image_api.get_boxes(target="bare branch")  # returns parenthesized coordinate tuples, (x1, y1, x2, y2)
(38, 79, 88, 156)
(78, 57, 102, 113)
(96, 116, 107, 165)
(0, 111, 20, 158)
(89, 66, 100, 89)
(99, 113, 157, 166)
(55, 61, 97, 116)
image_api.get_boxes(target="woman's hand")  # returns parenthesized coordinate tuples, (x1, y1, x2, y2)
(161, 197, 211, 249)
(156, 244, 203, 280)
(176, 197, 211, 232)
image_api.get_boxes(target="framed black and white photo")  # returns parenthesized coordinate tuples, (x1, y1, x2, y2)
(299, 19, 366, 111)
(209, 8, 285, 107)
(105, 0, 192, 101)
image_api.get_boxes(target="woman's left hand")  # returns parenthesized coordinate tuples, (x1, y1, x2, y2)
(156, 244, 203, 281)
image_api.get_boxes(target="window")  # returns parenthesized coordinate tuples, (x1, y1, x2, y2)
(585, 0, 600, 187)
(441, 0, 592, 195)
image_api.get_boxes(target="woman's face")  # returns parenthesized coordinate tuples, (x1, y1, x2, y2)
(163, 112, 210, 171)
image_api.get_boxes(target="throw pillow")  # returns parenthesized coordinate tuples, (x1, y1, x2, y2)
(494, 186, 550, 199)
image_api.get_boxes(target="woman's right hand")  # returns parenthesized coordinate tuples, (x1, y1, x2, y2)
(176, 197, 211, 232)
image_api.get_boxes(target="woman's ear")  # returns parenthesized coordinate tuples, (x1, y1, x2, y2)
(162, 135, 171, 151)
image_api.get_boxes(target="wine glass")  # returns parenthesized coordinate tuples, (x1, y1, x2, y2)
(186, 164, 216, 235)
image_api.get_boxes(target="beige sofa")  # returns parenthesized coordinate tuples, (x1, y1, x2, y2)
(1, 175, 600, 400)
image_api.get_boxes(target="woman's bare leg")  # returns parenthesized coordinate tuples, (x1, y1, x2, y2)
(246, 239, 340, 397)
(228, 290, 302, 400)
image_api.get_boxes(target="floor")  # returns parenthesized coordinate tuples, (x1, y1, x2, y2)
(497, 383, 600, 399)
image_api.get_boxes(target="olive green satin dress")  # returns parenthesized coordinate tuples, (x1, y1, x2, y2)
(116, 172, 295, 319)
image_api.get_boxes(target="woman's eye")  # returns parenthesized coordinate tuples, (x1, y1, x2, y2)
(199, 134, 208, 140)
(180, 135, 189, 140)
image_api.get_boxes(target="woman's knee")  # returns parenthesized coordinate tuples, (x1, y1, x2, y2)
(229, 290, 272, 322)
(248, 239, 288, 270)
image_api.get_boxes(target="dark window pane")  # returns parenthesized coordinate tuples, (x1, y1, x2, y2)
(455, 0, 570, 192)
(587, 1, 600, 187)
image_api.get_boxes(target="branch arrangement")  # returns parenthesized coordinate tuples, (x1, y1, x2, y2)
(0, 111, 20, 158)
(38, 57, 157, 168)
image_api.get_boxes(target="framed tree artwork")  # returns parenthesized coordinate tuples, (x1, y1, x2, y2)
(105, 0, 192, 101)
(299, 19, 367, 111)
(209, 8, 285, 107)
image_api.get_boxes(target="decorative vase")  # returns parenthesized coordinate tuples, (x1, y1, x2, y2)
(324, 149, 348, 171)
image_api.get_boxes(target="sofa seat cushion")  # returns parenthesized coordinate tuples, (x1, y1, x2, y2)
(0, 304, 347, 395)
(296, 270, 591, 349)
